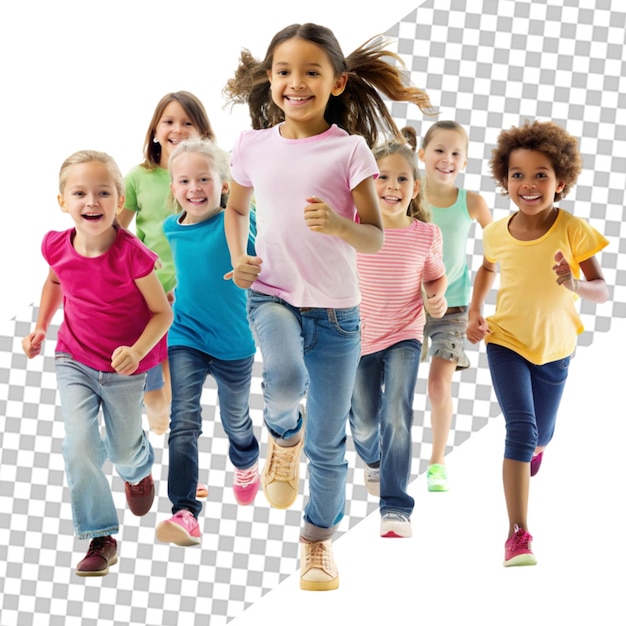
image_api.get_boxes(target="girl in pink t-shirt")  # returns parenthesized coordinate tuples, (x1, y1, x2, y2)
(22, 150, 172, 577)
(223, 22, 433, 591)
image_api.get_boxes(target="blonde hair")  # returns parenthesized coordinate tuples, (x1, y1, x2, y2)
(372, 129, 430, 222)
(59, 150, 125, 197)
(168, 138, 231, 212)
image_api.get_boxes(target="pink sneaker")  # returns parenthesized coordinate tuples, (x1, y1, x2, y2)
(196, 484, 208, 500)
(504, 524, 537, 567)
(530, 452, 544, 476)
(233, 463, 260, 506)
(156, 509, 201, 546)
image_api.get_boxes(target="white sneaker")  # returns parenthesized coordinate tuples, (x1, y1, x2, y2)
(300, 539, 339, 591)
(364, 465, 380, 497)
(380, 512, 412, 538)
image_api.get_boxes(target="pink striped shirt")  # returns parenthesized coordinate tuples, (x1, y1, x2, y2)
(357, 219, 445, 356)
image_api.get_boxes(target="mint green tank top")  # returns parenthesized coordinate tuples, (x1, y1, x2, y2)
(429, 188, 473, 307)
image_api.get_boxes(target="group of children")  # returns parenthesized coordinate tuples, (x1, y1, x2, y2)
(22, 22, 609, 587)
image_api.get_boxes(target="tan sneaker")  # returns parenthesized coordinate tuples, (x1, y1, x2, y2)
(261, 434, 304, 509)
(300, 539, 339, 591)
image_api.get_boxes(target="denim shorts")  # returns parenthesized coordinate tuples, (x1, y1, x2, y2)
(423, 307, 470, 370)
(144, 362, 164, 392)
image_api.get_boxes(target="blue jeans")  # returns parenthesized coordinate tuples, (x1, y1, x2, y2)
(349, 340, 421, 517)
(247, 291, 361, 540)
(55, 354, 154, 539)
(167, 346, 258, 518)
(487, 343, 570, 462)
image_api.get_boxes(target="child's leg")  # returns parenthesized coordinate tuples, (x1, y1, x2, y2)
(378, 340, 421, 518)
(427, 356, 457, 465)
(349, 352, 384, 467)
(301, 306, 361, 540)
(486, 344, 536, 536)
(164, 346, 208, 519)
(212, 355, 259, 470)
(143, 360, 171, 435)
(55, 355, 120, 539)
(100, 370, 154, 488)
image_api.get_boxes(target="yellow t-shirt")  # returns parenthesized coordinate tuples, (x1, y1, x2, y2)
(483, 208, 608, 365)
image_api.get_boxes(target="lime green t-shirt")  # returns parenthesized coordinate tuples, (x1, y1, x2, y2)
(124, 165, 176, 293)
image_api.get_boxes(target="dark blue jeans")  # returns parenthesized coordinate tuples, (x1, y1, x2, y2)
(167, 346, 258, 517)
(487, 343, 570, 462)
(349, 340, 422, 517)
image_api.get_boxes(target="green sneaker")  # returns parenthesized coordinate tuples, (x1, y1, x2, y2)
(427, 463, 448, 492)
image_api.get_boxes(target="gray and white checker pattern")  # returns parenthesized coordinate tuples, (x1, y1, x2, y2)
(1, 1, 624, 624)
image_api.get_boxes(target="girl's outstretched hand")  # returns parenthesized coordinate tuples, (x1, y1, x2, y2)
(22, 329, 46, 358)
(467, 312, 490, 344)
(224, 255, 263, 289)
(552, 250, 577, 291)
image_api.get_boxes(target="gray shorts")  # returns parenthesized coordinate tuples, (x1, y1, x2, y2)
(423, 307, 470, 371)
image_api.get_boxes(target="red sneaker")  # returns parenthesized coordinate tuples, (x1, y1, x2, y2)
(125, 474, 155, 516)
(76, 536, 118, 577)
(504, 525, 538, 567)
(156, 509, 201, 546)
(233, 463, 260, 506)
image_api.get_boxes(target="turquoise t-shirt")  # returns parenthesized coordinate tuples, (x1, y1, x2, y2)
(429, 188, 473, 307)
(124, 165, 176, 293)
(163, 210, 257, 360)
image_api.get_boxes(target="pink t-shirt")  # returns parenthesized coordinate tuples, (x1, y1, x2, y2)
(43, 227, 167, 373)
(230, 124, 379, 308)
(357, 220, 445, 356)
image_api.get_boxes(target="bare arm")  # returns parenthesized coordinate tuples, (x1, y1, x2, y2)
(22, 268, 63, 358)
(224, 180, 263, 289)
(467, 190, 492, 229)
(423, 274, 448, 318)
(110, 270, 173, 375)
(467, 259, 497, 344)
(553, 251, 609, 304)
(117, 207, 136, 230)
(304, 176, 384, 254)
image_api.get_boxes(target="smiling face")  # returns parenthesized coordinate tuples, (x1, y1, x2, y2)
(507, 149, 565, 216)
(154, 100, 200, 166)
(170, 151, 228, 224)
(418, 128, 467, 187)
(267, 37, 347, 137)
(375, 153, 419, 228)
(58, 160, 123, 238)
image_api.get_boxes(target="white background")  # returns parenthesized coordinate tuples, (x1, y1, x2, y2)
(0, 2, 623, 625)
(0, 0, 422, 323)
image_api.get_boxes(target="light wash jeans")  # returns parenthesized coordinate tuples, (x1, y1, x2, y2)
(247, 290, 361, 541)
(167, 346, 258, 518)
(349, 339, 421, 517)
(55, 353, 154, 539)
(487, 343, 570, 462)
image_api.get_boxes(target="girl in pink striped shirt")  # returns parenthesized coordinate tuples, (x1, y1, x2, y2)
(349, 138, 447, 538)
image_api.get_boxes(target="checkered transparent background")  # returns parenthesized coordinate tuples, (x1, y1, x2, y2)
(1, 1, 624, 625)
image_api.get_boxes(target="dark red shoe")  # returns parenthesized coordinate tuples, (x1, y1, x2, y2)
(125, 474, 155, 516)
(530, 452, 544, 477)
(76, 536, 118, 577)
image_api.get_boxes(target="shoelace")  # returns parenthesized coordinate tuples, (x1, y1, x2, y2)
(234, 466, 258, 488)
(267, 443, 300, 480)
(87, 536, 115, 556)
(303, 541, 333, 571)
(175, 510, 196, 524)
(385, 512, 410, 524)
(127, 479, 149, 495)
(509, 525, 531, 549)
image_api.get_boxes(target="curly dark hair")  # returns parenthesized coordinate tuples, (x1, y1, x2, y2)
(223, 23, 435, 148)
(489, 120, 582, 201)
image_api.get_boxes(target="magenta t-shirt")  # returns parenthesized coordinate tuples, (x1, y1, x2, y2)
(43, 227, 167, 373)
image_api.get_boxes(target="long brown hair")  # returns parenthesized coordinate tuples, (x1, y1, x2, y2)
(223, 23, 435, 148)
